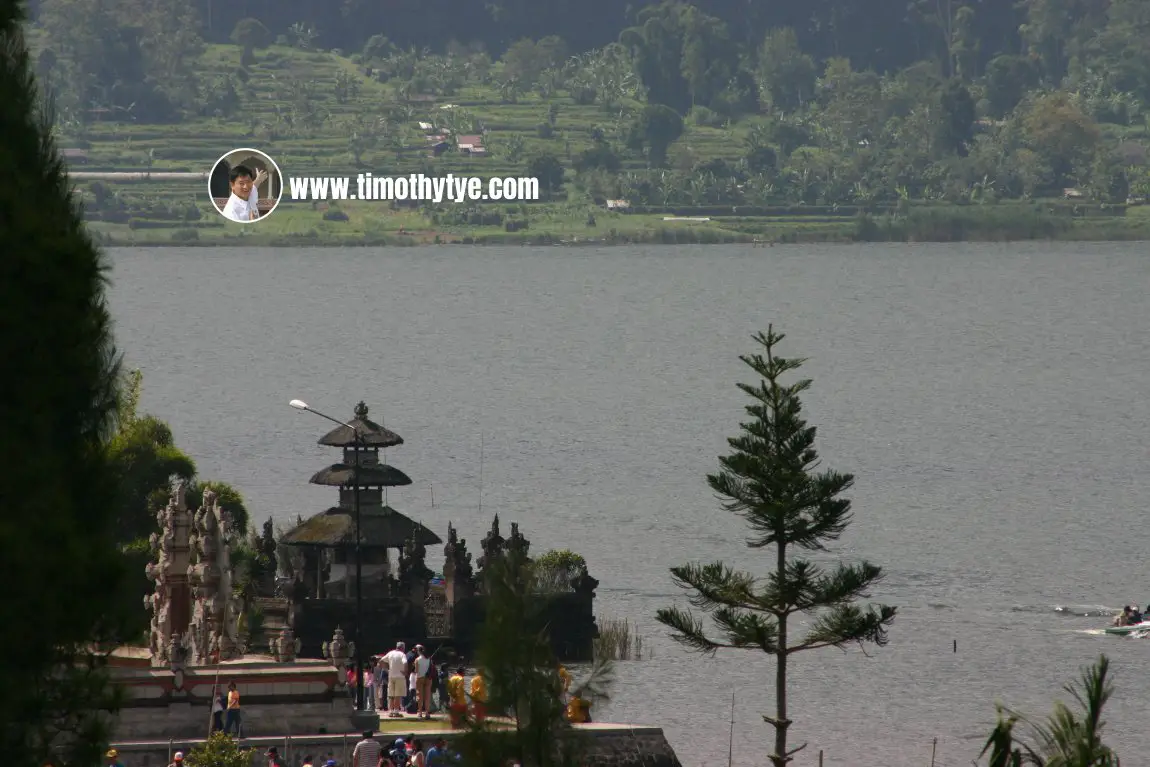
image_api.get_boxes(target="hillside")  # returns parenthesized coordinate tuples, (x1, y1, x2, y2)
(37, 0, 1150, 245)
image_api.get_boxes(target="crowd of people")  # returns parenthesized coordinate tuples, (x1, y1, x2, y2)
(97, 643, 592, 767)
(348, 641, 593, 725)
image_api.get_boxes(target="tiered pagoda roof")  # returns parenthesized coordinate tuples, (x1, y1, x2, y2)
(280, 401, 441, 550)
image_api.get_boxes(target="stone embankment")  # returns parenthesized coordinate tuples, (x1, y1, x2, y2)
(111, 724, 682, 767)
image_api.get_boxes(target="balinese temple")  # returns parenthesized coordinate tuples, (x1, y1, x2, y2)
(280, 401, 442, 656)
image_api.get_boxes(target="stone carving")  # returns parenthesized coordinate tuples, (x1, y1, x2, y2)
(505, 521, 530, 564)
(322, 627, 353, 681)
(399, 534, 433, 606)
(425, 589, 450, 637)
(572, 571, 600, 599)
(477, 514, 506, 575)
(144, 483, 242, 667)
(271, 626, 302, 663)
(442, 522, 475, 604)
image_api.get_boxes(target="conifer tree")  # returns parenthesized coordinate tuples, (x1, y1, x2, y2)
(0, 1, 129, 763)
(657, 327, 896, 766)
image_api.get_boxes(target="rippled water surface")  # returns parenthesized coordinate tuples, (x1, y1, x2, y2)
(107, 243, 1150, 767)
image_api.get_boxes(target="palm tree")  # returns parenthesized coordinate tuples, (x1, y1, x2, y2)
(981, 655, 1119, 767)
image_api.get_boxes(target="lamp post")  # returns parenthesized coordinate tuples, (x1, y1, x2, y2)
(290, 399, 371, 726)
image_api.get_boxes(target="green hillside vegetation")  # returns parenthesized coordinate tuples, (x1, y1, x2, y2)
(32, 0, 1150, 245)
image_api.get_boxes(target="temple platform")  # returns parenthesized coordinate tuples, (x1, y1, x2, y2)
(107, 652, 356, 740)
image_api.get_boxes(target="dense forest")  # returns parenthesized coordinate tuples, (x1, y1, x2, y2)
(29, 0, 1150, 210)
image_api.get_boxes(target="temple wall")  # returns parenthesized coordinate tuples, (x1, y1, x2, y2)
(110, 726, 682, 767)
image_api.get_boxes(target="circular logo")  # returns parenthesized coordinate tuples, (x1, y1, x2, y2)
(208, 148, 284, 223)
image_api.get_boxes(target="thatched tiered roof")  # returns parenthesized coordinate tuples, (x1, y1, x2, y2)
(309, 464, 413, 487)
(279, 506, 442, 549)
(317, 401, 403, 448)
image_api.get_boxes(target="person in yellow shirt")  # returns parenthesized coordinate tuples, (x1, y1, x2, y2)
(566, 694, 591, 724)
(225, 680, 243, 736)
(447, 667, 467, 728)
(469, 670, 487, 722)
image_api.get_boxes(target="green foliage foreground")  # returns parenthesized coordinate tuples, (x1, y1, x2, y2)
(0, 0, 129, 762)
(456, 553, 613, 767)
(657, 327, 896, 766)
(981, 655, 1118, 767)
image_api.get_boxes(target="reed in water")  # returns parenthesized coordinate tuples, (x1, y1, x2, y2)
(594, 617, 646, 660)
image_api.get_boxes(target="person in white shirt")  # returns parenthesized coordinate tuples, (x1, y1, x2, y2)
(220, 165, 267, 222)
(414, 645, 432, 719)
(381, 642, 409, 718)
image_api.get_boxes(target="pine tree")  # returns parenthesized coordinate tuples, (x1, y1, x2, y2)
(656, 327, 896, 766)
(0, 1, 129, 763)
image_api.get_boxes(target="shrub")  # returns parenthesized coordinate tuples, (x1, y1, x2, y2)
(185, 732, 253, 767)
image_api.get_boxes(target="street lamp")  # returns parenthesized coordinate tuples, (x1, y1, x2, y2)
(289, 399, 372, 727)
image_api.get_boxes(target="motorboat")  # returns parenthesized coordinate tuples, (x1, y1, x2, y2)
(1104, 621, 1150, 636)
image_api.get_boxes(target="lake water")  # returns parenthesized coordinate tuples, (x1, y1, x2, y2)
(107, 243, 1150, 767)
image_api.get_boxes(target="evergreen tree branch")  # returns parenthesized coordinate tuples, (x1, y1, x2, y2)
(669, 562, 761, 611)
(795, 604, 896, 652)
(655, 607, 734, 654)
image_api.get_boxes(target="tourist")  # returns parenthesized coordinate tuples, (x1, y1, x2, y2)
(407, 643, 420, 708)
(415, 645, 433, 719)
(225, 681, 243, 735)
(168, 751, 184, 767)
(446, 667, 467, 728)
(436, 661, 451, 711)
(558, 665, 571, 702)
(106, 749, 124, 767)
(266, 747, 285, 767)
(566, 693, 591, 723)
(302, 755, 315, 767)
(408, 661, 419, 714)
(409, 738, 426, 767)
(382, 642, 409, 718)
(387, 738, 407, 767)
(364, 664, 376, 711)
(351, 731, 381, 767)
(211, 689, 225, 732)
(468, 669, 487, 722)
(424, 738, 448, 767)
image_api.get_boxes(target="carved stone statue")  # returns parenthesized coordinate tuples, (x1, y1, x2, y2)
(477, 514, 505, 575)
(505, 522, 530, 565)
(400, 534, 433, 605)
(572, 571, 600, 599)
(271, 626, 302, 663)
(322, 627, 353, 681)
(144, 483, 242, 666)
(443, 522, 475, 604)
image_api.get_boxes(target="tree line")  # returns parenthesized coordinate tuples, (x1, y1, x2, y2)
(33, 0, 1150, 208)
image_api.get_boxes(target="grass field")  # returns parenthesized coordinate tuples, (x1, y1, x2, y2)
(63, 43, 1149, 246)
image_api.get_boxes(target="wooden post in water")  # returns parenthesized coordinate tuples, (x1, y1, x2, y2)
(727, 693, 735, 767)
(930, 737, 937, 766)
(818, 750, 823, 767)
(953, 639, 957, 653)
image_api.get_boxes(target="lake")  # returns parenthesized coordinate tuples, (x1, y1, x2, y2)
(107, 243, 1150, 767)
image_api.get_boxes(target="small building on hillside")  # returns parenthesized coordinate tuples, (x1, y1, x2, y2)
(457, 135, 486, 156)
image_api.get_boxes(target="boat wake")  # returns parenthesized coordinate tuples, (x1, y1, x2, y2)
(1051, 604, 1119, 618)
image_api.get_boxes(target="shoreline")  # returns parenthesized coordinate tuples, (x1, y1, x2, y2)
(94, 229, 1150, 247)
(85, 200, 1150, 247)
